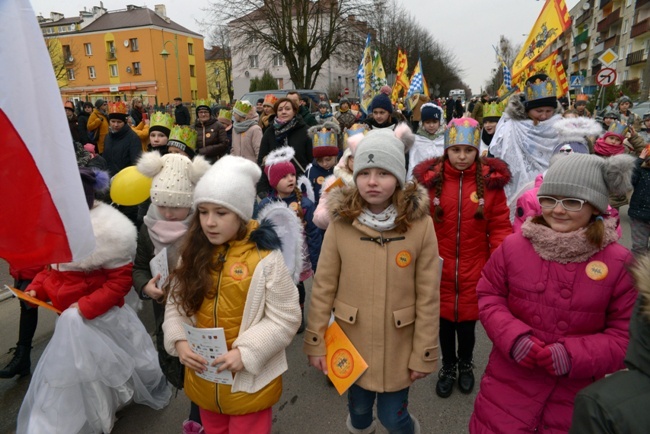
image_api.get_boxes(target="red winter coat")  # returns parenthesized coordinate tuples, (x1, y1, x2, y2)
(413, 157, 511, 322)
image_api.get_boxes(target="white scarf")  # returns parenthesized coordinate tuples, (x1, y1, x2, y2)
(356, 205, 397, 232)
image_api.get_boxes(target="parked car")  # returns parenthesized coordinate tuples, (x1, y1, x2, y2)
(631, 101, 650, 118)
(238, 89, 329, 112)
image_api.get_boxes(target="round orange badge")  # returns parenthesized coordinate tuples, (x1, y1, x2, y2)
(289, 202, 299, 211)
(230, 263, 249, 281)
(330, 349, 354, 379)
(586, 261, 608, 281)
(396, 251, 412, 268)
(317, 176, 325, 185)
(470, 191, 479, 203)
(205, 133, 211, 138)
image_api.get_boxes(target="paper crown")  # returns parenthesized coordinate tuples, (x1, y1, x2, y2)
(168, 125, 198, 156)
(482, 101, 504, 120)
(607, 121, 629, 137)
(108, 101, 127, 114)
(576, 94, 589, 102)
(343, 123, 368, 151)
(195, 99, 213, 110)
(311, 123, 340, 158)
(149, 111, 174, 133)
(445, 117, 480, 150)
(218, 109, 232, 121)
(263, 94, 278, 107)
(233, 100, 253, 117)
(525, 76, 557, 102)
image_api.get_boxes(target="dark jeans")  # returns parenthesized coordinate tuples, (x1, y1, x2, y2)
(439, 318, 476, 365)
(348, 384, 413, 434)
(297, 281, 305, 305)
(15, 279, 38, 348)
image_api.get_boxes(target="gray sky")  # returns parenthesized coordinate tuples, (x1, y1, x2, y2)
(30, 0, 581, 93)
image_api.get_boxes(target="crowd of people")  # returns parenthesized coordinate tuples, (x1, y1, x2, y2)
(3, 77, 650, 434)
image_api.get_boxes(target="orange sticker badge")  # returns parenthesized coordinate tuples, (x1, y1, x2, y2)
(470, 191, 479, 203)
(230, 263, 249, 281)
(396, 251, 412, 268)
(317, 176, 325, 185)
(586, 261, 608, 281)
(330, 349, 354, 379)
(289, 202, 299, 211)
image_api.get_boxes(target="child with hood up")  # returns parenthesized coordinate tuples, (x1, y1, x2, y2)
(407, 103, 445, 180)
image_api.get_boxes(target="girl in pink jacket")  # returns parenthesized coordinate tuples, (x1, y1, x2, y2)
(470, 153, 637, 433)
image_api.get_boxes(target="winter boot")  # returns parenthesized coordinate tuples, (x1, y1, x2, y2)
(297, 304, 305, 334)
(346, 414, 377, 434)
(435, 362, 457, 398)
(458, 359, 475, 394)
(182, 419, 205, 434)
(0, 345, 32, 379)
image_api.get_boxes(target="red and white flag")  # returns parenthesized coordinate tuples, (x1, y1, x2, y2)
(0, 0, 95, 270)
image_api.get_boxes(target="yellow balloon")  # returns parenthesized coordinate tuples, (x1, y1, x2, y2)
(110, 166, 152, 206)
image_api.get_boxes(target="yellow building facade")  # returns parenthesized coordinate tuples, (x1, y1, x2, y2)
(205, 46, 232, 104)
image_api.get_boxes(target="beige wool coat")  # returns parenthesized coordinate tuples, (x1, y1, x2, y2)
(304, 185, 441, 392)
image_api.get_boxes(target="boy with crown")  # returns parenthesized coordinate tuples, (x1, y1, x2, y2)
(479, 99, 504, 158)
(167, 126, 199, 160)
(147, 111, 175, 154)
(305, 122, 341, 204)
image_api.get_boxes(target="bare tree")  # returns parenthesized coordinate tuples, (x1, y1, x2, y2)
(45, 38, 79, 88)
(202, 0, 372, 89)
(206, 26, 235, 102)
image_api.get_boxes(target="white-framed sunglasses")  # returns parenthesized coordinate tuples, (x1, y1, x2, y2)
(538, 196, 586, 212)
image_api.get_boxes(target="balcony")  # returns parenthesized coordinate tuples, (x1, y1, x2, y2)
(574, 29, 590, 47)
(575, 9, 593, 27)
(637, 0, 650, 10)
(632, 17, 650, 38)
(600, 0, 613, 8)
(592, 41, 605, 55)
(106, 49, 116, 61)
(604, 34, 620, 50)
(626, 49, 647, 66)
(597, 8, 621, 32)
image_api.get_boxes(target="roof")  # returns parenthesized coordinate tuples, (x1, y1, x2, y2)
(40, 17, 83, 27)
(80, 7, 203, 38)
(205, 46, 230, 61)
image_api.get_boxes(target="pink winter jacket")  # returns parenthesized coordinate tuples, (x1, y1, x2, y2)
(470, 227, 636, 433)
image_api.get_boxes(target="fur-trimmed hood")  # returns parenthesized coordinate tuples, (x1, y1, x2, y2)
(505, 93, 563, 121)
(57, 202, 137, 272)
(327, 182, 430, 227)
(412, 156, 512, 191)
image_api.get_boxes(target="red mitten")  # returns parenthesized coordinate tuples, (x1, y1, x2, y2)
(536, 343, 571, 376)
(511, 335, 545, 369)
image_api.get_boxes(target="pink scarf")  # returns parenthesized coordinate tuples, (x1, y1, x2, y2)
(594, 137, 625, 157)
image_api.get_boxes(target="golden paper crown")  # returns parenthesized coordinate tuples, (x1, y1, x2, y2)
(263, 94, 278, 107)
(149, 111, 174, 132)
(168, 125, 197, 150)
(108, 101, 127, 114)
(195, 99, 213, 110)
(482, 101, 504, 120)
(233, 100, 253, 117)
(576, 94, 589, 102)
(218, 109, 232, 121)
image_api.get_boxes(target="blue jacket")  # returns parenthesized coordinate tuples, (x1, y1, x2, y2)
(259, 191, 321, 271)
(305, 161, 334, 206)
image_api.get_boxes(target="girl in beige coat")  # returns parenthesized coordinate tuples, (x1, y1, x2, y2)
(304, 128, 440, 434)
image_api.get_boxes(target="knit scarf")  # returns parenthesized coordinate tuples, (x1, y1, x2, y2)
(482, 128, 494, 147)
(416, 124, 446, 141)
(233, 119, 258, 134)
(319, 112, 333, 120)
(521, 217, 618, 264)
(143, 205, 192, 268)
(594, 137, 625, 156)
(273, 116, 298, 146)
(357, 205, 398, 232)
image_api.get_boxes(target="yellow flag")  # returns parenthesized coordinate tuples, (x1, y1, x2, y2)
(511, 0, 571, 82)
(392, 49, 409, 102)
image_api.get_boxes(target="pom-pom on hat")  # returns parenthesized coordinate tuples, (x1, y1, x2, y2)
(193, 156, 262, 221)
(353, 123, 413, 188)
(421, 103, 443, 122)
(263, 94, 278, 107)
(137, 152, 210, 208)
(168, 125, 198, 158)
(79, 167, 110, 210)
(108, 101, 128, 122)
(538, 153, 636, 213)
(309, 121, 341, 158)
(445, 117, 480, 150)
(264, 146, 296, 189)
(149, 111, 174, 137)
(370, 93, 393, 114)
(233, 100, 253, 118)
(524, 74, 558, 111)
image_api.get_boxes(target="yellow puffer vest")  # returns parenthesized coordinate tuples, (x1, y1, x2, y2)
(184, 221, 282, 414)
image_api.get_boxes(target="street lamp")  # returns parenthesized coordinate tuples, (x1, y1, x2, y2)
(160, 33, 182, 101)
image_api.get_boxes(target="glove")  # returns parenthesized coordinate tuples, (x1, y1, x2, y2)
(511, 335, 545, 369)
(536, 343, 571, 376)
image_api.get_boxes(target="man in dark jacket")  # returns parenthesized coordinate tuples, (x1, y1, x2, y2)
(193, 101, 229, 164)
(77, 102, 93, 143)
(570, 256, 650, 433)
(64, 101, 83, 143)
(445, 97, 455, 122)
(173, 97, 190, 126)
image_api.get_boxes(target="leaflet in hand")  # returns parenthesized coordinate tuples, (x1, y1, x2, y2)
(149, 247, 169, 289)
(182, 323, 233, 385)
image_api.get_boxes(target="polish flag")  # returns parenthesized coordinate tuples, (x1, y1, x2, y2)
(0, 0, 95, 270)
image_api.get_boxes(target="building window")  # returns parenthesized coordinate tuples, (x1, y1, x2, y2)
(645, 39, 650, 55)
(88, 66, 96, 79)
(106, 41, 116, 60)
(109, 64, 118, 77)
(188, 43, 194, 55)
(67, 69, 75, 80)
(62, 45, 73, 63)
(276, 78, 284, 88)
(189, 65, 196, 77)
(130, 38, 139, 51)
(249, 55, 259, 68)
(132, 62, 141, 75)
(623, 19, 629, 33)
(273, 54, 284, 67)
(214, 67, 220, 76)
(623, 70, 629, 81)
(84, 43, 92, 56)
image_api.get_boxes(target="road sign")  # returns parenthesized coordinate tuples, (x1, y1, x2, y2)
(344, 88, 349, 95)
(596, 68, 617, 87)
(598, 49, 618, 67)
(569, 75, 584, 88)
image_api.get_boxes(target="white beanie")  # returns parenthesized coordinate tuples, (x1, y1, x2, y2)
(137, 152, 210, 208)
(193, 155, 261, 221)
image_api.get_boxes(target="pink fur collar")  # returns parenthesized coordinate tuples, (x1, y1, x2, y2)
(521, 217, 618, 264)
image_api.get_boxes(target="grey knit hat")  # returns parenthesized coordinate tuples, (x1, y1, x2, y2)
(353, 129, 406, 187)
(538, 153, 636, 213)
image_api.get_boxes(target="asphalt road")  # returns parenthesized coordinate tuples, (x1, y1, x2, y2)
(0, 207, 633, 434)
